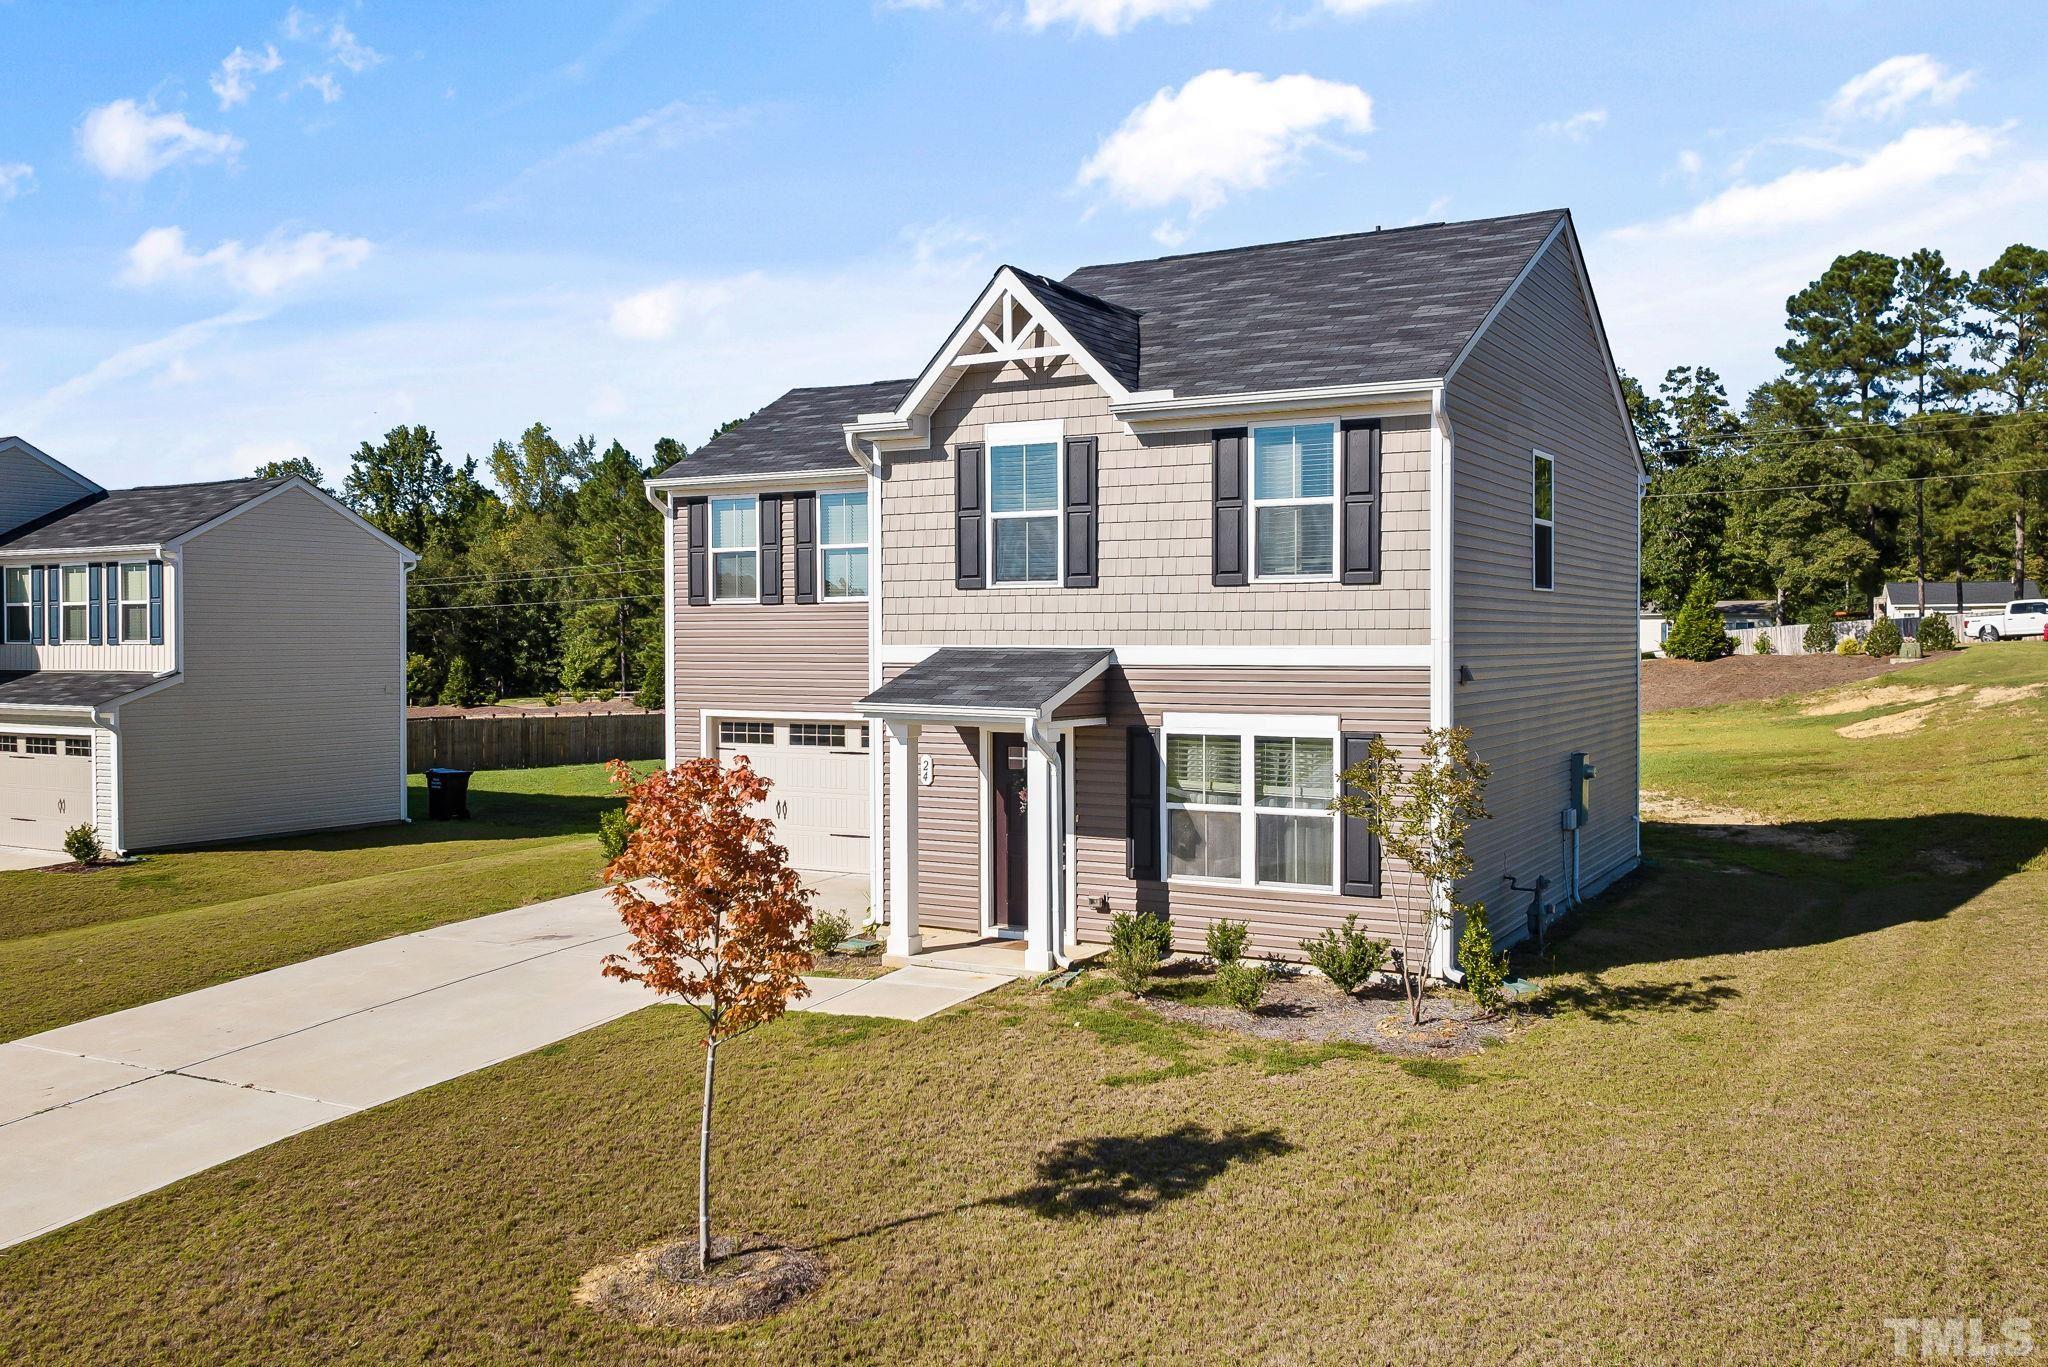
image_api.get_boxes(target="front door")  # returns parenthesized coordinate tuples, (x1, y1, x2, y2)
(991, 735, 1029, 932)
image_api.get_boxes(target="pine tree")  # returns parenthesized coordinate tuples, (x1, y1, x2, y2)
(1664, 581, 1735, 661)
(559, 441, 660, 695)
(1776, 251, 1911, 424)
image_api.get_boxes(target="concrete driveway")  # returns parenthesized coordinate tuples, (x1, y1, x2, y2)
(0, 846, 65, 872)
(0, 886, 1007, 1250)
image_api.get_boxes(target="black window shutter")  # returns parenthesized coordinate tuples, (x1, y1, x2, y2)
(146, 560, 164, 644)
(104, 563, 120, 646)
(758, 494, 783, 604)
(1211, 428, 1248, 586)
(955, 442, 985, 590)
(29, 565, 44, 645)
(88, 562, 102, 644)
(793, 492, 818, 604)
(1339, 731, 1381, 898)
(685, 497, 708, 606)
(1340, 418, 1382, 586)
(1062, 435, 1099, 588)
(1124, 725, 1162, 880)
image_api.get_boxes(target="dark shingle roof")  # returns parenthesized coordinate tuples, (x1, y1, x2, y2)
(1885, 580, 2042, 609)
(1011, 269, 1141, 393)
(0, 477, 291, 552)
(654, 379, 912, 480)
(1059, 209, 1566, 395)
(0, 671, 171, 708)
(858, 648, 1111, 715)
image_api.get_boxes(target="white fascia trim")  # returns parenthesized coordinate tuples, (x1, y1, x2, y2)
(858, 703, 1040, 725)
(0, 435, 103, 495)
(166, 478, 419, 565)
(1, 543, 160, 561)
(645, 468, 865, 495)
(1429, 391, 1455, 734)
(397, 559, 411, 821)
(985, 418, 1065, 448)
(0, 703, 98, 717)
(662, 495, 677, 768)
(1163, 710, 1338, 739)
(1035, 652, 1111, 721)
(1112, 380, 1439, 429)
(878, 643, 1432, 669)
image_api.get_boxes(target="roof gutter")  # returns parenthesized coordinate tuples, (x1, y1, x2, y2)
(1111, 378, 1442, 429)
(643, 467, 866, 495)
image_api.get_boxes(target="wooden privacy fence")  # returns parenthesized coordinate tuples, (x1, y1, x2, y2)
(407, 713, 663, 772)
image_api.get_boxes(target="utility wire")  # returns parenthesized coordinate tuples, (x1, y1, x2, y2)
(407, 593, 664, 613)
(410, 558, 661, 587)
(1644, 462, 2048, 499)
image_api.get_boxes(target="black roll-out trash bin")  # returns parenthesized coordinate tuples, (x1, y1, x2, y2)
(425, 767, 473, 821)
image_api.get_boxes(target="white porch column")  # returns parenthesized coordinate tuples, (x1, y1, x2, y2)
(1023, 737, 1055, 973)
(885, 720, 922, 957)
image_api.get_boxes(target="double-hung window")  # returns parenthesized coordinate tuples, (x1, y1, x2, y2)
(1164, 718, 1338, 890)
(1252, 736, 1336, 887)
(1165, 734, 1242, 880)
(2, 567, 28, 643)
(1533, 451, 1555, 591)
(119, 562, 150, 641)
(709, 496, 759, 602)
(59, 565, 90, 642)
(818, 491, 868, 600)
(1252, 422, 1336, 580)
(988, 439, 1059, 584)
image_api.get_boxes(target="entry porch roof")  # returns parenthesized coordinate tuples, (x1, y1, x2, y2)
(856, 648, 1111, 725)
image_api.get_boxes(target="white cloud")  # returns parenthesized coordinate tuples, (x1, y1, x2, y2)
(0, 162, 33, 201)
(1021, 0, 1212, 36)
(122, 225, 373, 297)
(609, 278, 751, 342)
(210, 43, 282, 109)
(1317, 0, 1422, 14)
(1614, 122, 2002, 241)
(1675, 148, 1703, 179)
(1827, 54, 1972, 123)
(303, 73, 342, 104)
(1536, 108, 1607, 142)
(325, 18, 383, 73)
(1078, 68, 1374, 235)
(476, 100, 750, 209)
(77, 100, 242, 181)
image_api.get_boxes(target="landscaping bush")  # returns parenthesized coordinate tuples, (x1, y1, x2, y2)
(62, 823, 101, 864)
(1802, 611, 1838, 654)
(1835, 635, 1865, 656)
(633, 659, 665, 710)
(1299, 914, 1389, 994)
(807, 910, 853, 958)
(1664, 581, 1735, 661)
(1205, 918, 1251, 966)
(598, 808, 636, 862)
(1456, 903, 1511, 1013)
(1752, 632, 1774, 655)
(1215, 960, 1272, 1014)
(406, 652, 441, 706)
(1102, 945, 1156, 996)
(541, 690, 561, 707)
(1864, 616, 1903, 658)
(1916, 612, 1960, 652)
(1108, 909, 1173, 965)
(438, 657, 487, 708)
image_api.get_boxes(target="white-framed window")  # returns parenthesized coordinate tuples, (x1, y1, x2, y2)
(2, 567, 29, 644)
(25, 736, 57, 755)
(0, 735, 16, 753)
(1163, 715, 1339, 891)
(789, 722, 848, 747)
(988, 428, 1061, 586)
(818, 491, 868, 600)
(59, 564, 90, 642)
(719, 720, 774, 747)
(1251, 422, 1337, 581)
(1533, 451, 1555, 592)
(710, 496, 759, 602)
(119, 562, 150, 641)
(65, 737, 91, 758)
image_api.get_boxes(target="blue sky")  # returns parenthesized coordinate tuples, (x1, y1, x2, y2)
(5, 1, 2047, 489)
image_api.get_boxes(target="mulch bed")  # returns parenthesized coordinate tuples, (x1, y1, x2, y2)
(573, 1235, 825, 1330)
(40, 860, 127, 875)
(1642, 654, 1921, 712)
(1139, 967, 1508, 1058)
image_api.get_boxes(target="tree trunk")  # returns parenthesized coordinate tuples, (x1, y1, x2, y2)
(1915, 480, 1927, 615)
(698, 1036, 718, 1274)
(2017, 504, 2029, 599)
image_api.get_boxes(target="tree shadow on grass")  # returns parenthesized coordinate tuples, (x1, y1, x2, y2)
(1529, 972, 1742, 1023)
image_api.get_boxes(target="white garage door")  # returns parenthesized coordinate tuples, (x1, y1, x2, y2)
(716, 719, 870, 874)
(1, 734, 94, 853)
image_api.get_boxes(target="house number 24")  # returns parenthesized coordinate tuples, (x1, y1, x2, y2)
(918, 755, 934, 786)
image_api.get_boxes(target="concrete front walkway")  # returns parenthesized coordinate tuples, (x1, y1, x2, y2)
(0, 887, 1007, 1251)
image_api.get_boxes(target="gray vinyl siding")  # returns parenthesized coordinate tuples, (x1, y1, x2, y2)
(0, 450, 94, 535)
(118, 487, 404, 849)
(1446, 235, 1641, 938)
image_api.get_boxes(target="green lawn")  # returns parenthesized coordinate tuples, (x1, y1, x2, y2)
(0, 764, 640, 1042)
(3, 652, 2045, 1362)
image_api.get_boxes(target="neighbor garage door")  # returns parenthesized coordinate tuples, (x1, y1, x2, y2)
(1, 734, 94, 852)
(715, 719, 869, 874)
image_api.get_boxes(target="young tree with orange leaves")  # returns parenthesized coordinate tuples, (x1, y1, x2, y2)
(599, 757, 814, 1274)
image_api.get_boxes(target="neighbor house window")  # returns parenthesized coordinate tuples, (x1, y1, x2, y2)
(710, 496, 759, 601)
(1165, 734, 1243, 880)
(119, 562, 150, 641)
(2, 567, 28, 643)
(718, 720, 774, 747)
(789, 723, 848, 747)
(988, 440, 1060, 584)
(59, 565, 90, 642)
(1164, 718, 1339, 891)
(1533, 451, 1555, 591)
(818, 491, 868, 600)
(1252, 422, 1336, 580)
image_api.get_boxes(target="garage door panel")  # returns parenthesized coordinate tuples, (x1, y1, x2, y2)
(716, 724, 869, 875)
(1, 738, 94, 852)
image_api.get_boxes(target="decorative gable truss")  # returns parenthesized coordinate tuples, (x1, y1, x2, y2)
(951, 282, 1072, 372)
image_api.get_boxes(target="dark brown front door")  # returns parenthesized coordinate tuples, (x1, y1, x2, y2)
(991, 735, 1029, 931)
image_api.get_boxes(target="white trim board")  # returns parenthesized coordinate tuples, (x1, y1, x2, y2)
(878, 643, 1431, 669)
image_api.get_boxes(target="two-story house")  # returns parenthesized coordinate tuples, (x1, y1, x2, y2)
(0, 437, 415, 859)
(646, 209, 1642, 976)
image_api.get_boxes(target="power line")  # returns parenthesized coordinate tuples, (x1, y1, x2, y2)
(1642, 408, 2045, 462)
(1644, 463, 2048, 499)
(410, 558, 661, 587)
(407, 593, 663, 614)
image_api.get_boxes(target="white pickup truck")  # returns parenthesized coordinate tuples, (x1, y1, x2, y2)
(1971, 599, 2048, 641)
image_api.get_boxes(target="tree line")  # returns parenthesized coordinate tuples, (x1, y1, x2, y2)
(1632, 242, 2046, 622)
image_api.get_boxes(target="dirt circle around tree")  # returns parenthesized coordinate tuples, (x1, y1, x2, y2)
(573, 1235, 826, 1330)
(1135, 964, 1509, 1058)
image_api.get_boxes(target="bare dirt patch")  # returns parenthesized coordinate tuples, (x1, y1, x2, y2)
(1835, 704, 1939, 739)
(1140, 971, 1507, 1058)
(1970, 683, 2046, 708)
(573, 1235, 825, 1330)
(1802, 684, 1968, 717)
(1640, 790, 1855, 859)
(1643, 654, 1914, 711)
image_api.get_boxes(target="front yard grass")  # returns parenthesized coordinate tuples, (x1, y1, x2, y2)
(2, 650, 2044, 1362)
(0, 763, 642, 1041)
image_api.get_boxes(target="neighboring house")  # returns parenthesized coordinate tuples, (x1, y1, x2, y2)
(646, 209, 1642, 974)
(1881, 579, 2042, 623)
(1714, 599, 1775, 631)
(1640, 610, 1670, 655)
(0, 437, 416, 857)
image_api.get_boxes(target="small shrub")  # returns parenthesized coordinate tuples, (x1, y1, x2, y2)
(1664, 581, 1735, 661)
(62, 823, 102, 864)
(1299, 914, 1389, 994)
(1108, 908, 1173, 965)
(808, 910, 853, 958)
(1916, 612, 1959, 652)
(1205, 918, 1251, 965)
(1456, 903, 1511, 1013)
(1215, 961, 1272, 1014)
(1802, 612, 1838, 654)
(633, 660, 665, 710)
(1835, 635, 1865, 656)
(541, 690, 561, 707)
(598, 808, 635, 862)
(438, 657, 486, 708)
(1864, 615, 1903, 658)
(1752, 632, 1774, 655)
(1102, 945, 1156, 996)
